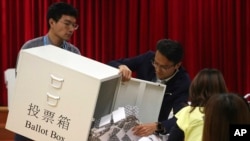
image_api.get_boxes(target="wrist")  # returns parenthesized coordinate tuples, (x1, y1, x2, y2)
(155, 122, 165, 134)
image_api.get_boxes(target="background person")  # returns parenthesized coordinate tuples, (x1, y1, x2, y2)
(202, 93, 250, 141)
(108, 39, 191, 136)
(14, 2, 79, 141)
(168, 68, 228, 141)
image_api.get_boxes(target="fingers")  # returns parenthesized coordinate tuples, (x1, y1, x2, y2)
(132, 125, 154, 137)
(118, 65, 132, 81)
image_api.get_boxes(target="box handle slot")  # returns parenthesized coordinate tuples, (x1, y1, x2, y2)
(50, 74, 64, 89)
(47, 92, 60, 106)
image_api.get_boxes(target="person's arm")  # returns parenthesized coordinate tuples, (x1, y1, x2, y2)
(108, 59, 133, 81)
(107, 51, 155, 81)
(132, 122, 158, 137)
(167, 124, 184, 141)
(117, 65, 132, 81)
(161, 117, 177, 134)
(161, 90, 188, 134)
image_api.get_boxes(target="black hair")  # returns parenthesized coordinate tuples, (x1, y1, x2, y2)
(156, 39, 184, 64)
(47, 2, 78, 28)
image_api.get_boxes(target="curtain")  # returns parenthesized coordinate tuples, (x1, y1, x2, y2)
(1, 0, 250, 106)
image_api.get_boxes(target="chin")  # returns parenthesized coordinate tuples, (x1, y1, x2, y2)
(64, 35, 72, 40)
(157, 75, 168, 80)
(64, 38, 70, 41)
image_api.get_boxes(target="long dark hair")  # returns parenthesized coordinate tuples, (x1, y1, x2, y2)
(189, 68, 228, 112)
(202, 93, 250, 141)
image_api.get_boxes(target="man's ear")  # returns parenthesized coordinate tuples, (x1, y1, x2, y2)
(175, 62, 182, 69)
(49, 18, 55, 27)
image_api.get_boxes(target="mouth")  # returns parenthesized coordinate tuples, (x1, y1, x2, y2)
(156, 73, 165, 79)
(65, 34, 72, 39)
(66, 33, 72, 37)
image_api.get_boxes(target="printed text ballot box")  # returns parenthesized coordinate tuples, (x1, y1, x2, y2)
(113, 78, 166, 123)
(5, 45, 121, 141)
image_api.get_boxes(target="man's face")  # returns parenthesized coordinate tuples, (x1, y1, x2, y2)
(153, 50, 181, 80)
(50, 15, 78, 41)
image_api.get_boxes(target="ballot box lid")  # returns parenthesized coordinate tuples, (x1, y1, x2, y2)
(17, 45, 120, 81)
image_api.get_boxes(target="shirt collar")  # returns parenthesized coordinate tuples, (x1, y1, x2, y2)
(44, 35, 66, 49)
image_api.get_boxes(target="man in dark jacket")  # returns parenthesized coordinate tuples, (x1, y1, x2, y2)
(108, 39, 191, 136)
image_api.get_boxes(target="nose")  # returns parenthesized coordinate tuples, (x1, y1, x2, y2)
(155, 66, 161, 73)
(68, 25, 76, 31)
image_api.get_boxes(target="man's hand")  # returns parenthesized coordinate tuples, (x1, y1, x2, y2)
(132, 122, 157, 137)
(118, 65, 132, 81)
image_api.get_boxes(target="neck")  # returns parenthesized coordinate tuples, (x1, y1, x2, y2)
(47, 31, 63, 47)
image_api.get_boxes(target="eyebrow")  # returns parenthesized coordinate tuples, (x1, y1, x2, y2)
(154, 59, 173, 66)
(63, 19, 74, 23)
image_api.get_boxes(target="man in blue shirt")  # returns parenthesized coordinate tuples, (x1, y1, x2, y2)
(15, 2, 80, 141)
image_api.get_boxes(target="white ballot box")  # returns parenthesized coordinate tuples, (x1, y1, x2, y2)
(113, 78, 166, 123)
(6, 45, 166, 141)
(6, 45, 121, 141)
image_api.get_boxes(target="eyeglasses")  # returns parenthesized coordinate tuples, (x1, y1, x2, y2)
(151, 60, 174, 71)
(60, 21, 79, 30)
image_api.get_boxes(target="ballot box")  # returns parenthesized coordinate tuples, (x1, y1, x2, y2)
(6, 45, 121, 141)
(113, 78, 166, 123)
(6, 45, 166, 141)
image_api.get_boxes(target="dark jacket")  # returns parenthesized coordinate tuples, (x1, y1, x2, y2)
(108, 51, 191, 133)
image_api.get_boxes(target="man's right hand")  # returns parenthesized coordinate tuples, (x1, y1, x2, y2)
(118, 65, 132, 81)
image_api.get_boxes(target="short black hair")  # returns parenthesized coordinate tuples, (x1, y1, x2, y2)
(156, 39, 184, 64)
(47, 2, 78, 28)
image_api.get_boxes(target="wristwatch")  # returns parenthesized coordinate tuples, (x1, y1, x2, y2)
(155, 122, 165, 134)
